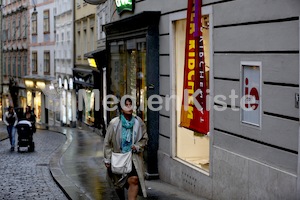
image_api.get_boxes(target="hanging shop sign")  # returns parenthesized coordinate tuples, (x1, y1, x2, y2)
(115, 0, 134, 14)
(241, 61, 261, 126)
(180, 0, 209, 134)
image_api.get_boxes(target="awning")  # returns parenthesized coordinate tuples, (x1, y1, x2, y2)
(73, 80, 94, 88)
(104, 11, 161, 41)
(84, 49, 107, 70)
(84, 48, 105, 58)
(73, 67, 101, 89)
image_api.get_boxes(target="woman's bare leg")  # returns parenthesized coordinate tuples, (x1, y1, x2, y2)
(127, 176, 139, 200)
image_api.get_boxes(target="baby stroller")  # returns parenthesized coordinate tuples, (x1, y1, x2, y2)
(16, 120, 35, 152)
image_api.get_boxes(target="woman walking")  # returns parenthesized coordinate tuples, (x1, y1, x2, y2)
(3, 106, 18, 151)
(103, 97, 148, 200)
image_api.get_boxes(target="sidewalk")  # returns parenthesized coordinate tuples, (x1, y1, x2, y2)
(46, 124, 206, 200)
(0, 121, 8, 141)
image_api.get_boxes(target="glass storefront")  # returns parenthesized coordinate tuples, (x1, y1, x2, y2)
(81, 89, 95, 125)
(61, 90, 67, 124)
(108, 38, 147, 122)
(67, 91, 72, 123)
(34, 91, 42, 123)
(175, 16, 210, 172)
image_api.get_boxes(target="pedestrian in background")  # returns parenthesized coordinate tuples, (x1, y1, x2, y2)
(103, 97, 148, 200)
(23, 106, 36, 133)
(3, 106, 18, 151)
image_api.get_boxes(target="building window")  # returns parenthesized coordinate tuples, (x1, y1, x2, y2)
(7, 23, 11, 40)
(76, 0, 81, 8)
(13, 56, 16, 77)
(24, 54, 28, 75)
(23, 13, 27, 38)
(32, 51, 38, 73)
(12, 20, 16, 40)
(174, 15, 210, 172)
(18, 15, 22, 39)
(90, 27, 94, 51)
(76, 30, 81, 59)
(43, 10, 50, 33)
(8, 56, 11, 76)
(44, 51, 50, 74)
(67, 31, 71, 42)
(84, 29, 87, 54)
(31, 12, 37, 35)
(18, 55, 21, 77)
(3, 55, 7, 76)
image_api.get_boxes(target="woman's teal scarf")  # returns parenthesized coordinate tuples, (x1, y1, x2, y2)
(120, 114, 135, 153)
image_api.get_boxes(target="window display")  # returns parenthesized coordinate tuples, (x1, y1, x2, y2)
(175, 16, 210, 172)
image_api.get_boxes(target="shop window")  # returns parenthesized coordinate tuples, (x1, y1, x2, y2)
(175, 16, 210, 172)
(81, 89, 95, 125)
(34, 92, 41, 123)
(109, 39, 147, 122)
(27, 91, 32, 109)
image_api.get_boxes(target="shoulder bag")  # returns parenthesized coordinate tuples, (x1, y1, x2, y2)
(111, 132, 134, 175)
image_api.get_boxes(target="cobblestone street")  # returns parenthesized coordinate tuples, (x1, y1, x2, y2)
(0, 129, 68, 200)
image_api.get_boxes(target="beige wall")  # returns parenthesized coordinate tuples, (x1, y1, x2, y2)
(74, 1, 97, 66)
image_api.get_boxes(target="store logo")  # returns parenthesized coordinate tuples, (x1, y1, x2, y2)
(115, 0, 134, 14)
(244, 78, 259, 110)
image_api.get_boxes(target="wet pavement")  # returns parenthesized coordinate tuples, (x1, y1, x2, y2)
(0, 121, 206, 200)
(49, 127, 118, 200)
(48, 124, 206, 200)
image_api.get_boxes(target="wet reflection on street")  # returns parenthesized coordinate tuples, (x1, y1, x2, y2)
(61, 130, 118, 200)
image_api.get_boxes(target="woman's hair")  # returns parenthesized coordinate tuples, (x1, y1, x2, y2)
(118, 97, 133, 112)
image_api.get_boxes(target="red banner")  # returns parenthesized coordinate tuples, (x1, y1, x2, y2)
(180, 0, 209, 134)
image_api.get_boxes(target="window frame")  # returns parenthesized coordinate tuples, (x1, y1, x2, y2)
(31, 12, 37, 35)
(169, 7, 213, 175)
(43, 10, 50, 34)
(32, 51, 38, 74)
(44, 51, 50, 75)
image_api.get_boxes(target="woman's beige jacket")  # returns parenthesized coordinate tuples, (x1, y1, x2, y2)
(103, 115, 148, 197)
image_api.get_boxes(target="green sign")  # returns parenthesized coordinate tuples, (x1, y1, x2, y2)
(115, 0, 134, 14)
